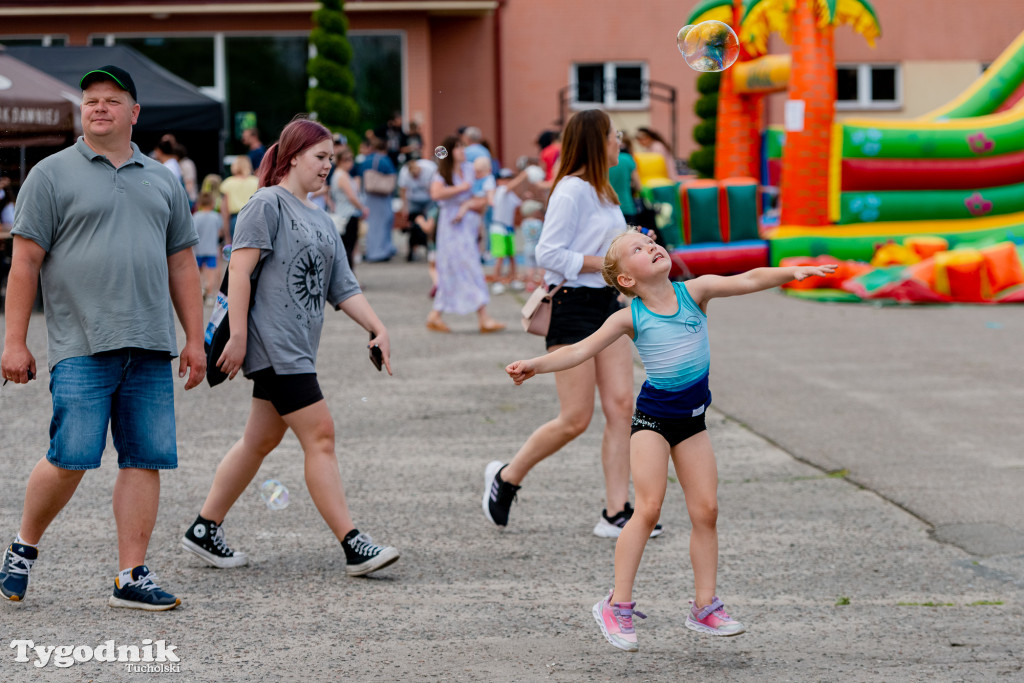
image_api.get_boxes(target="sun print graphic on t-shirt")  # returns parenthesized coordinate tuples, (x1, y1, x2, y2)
(289, 247, 325, 313)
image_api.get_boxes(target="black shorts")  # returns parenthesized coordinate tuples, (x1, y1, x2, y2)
(630, 409, 707, 447)
(545, 286, 623, 348)
(250, 368, 324, 416)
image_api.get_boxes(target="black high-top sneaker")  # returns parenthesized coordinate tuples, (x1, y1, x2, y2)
(182, 515, 248, 568)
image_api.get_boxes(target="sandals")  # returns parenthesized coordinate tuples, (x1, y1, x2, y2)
(426, 319, 451, 333)
(479, 321, 506, 334)
(426, 319, 506, 334)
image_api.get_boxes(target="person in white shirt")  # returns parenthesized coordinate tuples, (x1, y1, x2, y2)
(154, 138, 183, 182)
(397, 158, 437, 261)
(482, 109, 660, 539)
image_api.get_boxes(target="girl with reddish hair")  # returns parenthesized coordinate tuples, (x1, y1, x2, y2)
(182, 117, 400, 577)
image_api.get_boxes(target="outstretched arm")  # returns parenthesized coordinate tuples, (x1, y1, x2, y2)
(506, 307, 632, 384)
(687, 264, 837, 309)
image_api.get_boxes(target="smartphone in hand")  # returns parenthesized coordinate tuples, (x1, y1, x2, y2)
(368, 334, 383, 372)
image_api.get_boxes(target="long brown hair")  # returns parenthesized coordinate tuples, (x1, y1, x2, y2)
(436, 135, 461, 186)
(636, 127, 674, 155)
(256, 117, 332, 188)
(551, 109, 618, 205)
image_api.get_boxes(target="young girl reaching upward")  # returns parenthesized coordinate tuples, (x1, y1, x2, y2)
(506, 228, 835, 652)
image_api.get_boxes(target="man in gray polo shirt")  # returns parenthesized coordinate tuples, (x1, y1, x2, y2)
(0, 65, 205, 611)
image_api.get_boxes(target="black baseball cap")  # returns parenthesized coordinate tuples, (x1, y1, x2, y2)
(80, 66, 138, 101)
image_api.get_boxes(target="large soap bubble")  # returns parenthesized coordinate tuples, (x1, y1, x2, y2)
(678, 20, 739, 73)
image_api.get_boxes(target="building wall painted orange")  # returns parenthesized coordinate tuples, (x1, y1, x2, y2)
(5, 0, 1024, 170)
(767, 0, 1024, 125)
(428, 14, 498, 153)
(498, 0, 702, 168)
(833, 0, 1024, 62)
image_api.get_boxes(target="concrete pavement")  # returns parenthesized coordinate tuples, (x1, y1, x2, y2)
(0, 259, 1021, 681)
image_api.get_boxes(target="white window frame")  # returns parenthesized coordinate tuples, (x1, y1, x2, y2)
(570, 61, 649, 111)
(835, 63, 901, 111)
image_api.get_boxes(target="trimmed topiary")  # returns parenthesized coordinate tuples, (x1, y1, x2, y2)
(690, 71, 721, 178)
(307, 1, 359, 135)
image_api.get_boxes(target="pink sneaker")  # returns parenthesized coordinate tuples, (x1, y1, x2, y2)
(592, 590, 646, 652)
(685, 597, 745, 636)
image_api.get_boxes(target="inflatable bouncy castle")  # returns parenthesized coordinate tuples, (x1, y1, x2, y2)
(672, 0, 1024, 303)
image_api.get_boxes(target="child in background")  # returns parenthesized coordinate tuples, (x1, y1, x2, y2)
(415, 204, 440, 297)
(505, 227, 836, 652)
(201, 174, 223, 213)
(488, 168, 538, 294)
(457, 156, 495, 222)
(518, 199, 545, 291)
(192, 191, 222, 305)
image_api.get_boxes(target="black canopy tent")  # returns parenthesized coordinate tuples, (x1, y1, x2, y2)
(7, 45, 225, 178)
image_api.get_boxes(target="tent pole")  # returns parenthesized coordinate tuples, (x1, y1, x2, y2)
(19, 146, 27, 185)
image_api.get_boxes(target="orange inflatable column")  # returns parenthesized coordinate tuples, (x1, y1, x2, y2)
(714, 0, 761, 180)
(779, 0, 835, 227)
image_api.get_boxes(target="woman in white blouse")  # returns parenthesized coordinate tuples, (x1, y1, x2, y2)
(483, 109, 660, 539)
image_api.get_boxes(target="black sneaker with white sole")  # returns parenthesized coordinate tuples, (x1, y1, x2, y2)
(593, 502, 664, 538)
(343, 530, 399, 576)
(182, 515, 248, 568)
(482, 460, 520, 527)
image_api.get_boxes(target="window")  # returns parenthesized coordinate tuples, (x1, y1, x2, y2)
(0, 36, 65, 47)
(571, 61, 648, 109)
(117, 37, 216, 88)
(348, 33, 403, 135)
(836, 64, 900, 110)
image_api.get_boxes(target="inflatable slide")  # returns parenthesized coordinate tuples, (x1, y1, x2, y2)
(769, 29, 1024, 263)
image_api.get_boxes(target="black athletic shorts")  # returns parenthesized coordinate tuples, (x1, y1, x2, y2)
(630, 409, 707, 447)
(545, 285, 623, 348)
(250, 368, 324, 416)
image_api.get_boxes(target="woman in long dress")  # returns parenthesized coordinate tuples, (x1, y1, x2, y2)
(424, 136, 505, 334)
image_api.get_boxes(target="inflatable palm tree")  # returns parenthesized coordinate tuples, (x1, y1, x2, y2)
(741, 0, 881, 225)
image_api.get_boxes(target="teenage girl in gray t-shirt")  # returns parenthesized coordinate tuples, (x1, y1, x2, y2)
(181, 119, 400, 577)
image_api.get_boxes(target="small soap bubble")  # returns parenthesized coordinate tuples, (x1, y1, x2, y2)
(260, 479, 290, 511)
(361, 397, 368, 402)
(434, 146, 448, 160)
(222, 244, 232, 261)
(679, 20, 739, 73)
(525, 165, 545, 184)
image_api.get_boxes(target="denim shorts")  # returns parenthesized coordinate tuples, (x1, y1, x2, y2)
(47, 350, 178, 471)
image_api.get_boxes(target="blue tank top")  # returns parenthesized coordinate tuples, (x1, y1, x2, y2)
(631, 281, 711, 418)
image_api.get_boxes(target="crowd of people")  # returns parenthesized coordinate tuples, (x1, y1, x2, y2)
(0, 62, 841, 654)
